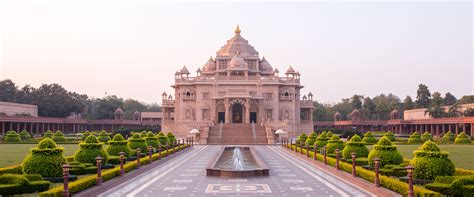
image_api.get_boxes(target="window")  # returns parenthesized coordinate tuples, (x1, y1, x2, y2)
(202, 92, 209, 100)
(266, 109, 273, 119)
(247, 60, 256, 70)
(202, 109, 209, 120)
(265, 93, 273, 100)
(218, 60, 228, 69)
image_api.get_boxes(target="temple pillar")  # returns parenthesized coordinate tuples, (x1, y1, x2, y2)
(1, 122, 4, 135)
(455, 124, 459, 134)
(224, 99, 230, 124)
(436, 125, 440, 137)
(471, 124, 474, 136)
(245, 99, 250, 124)
(463, 124, 466, 133)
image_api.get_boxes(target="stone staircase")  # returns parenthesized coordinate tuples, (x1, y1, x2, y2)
(207, 123, 268, 144)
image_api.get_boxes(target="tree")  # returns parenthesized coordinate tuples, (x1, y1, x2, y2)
(425, 92, 445, 118)
(443, 92, 457, 106)
(363, 97, 376, 119)
(0, 79, 18, 102)
(415, 84, 431, 108)
(313, 101, 334, 121)
(34, 84, 85, 117)
(403, 96, 414, 110)
(457, 95, 474, 104)
(446, 103, 462, 117)
(351, 95, 362, 110)
(464, 108, 474, 117)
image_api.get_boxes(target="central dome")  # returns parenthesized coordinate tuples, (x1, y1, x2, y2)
(228, 51, 248, 70)
(217, 25, 258, 57)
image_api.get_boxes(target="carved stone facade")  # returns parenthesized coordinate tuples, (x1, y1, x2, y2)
(162, 26, 314, 143)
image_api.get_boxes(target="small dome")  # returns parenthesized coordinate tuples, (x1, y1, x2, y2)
(180, 66, 190, 74)
(391, 109, 400, 115)
(228, 51, 248, 69)
(115, 107, 123, 114)
(285, 66, 297, 74)
(133, 111, 140, 115)
(334, 111, 342, 118)
(308, 92, 313, 97)
(202, 57, 216, 72)
(350, 109, 361, 116)
(259, 57, 273, 71)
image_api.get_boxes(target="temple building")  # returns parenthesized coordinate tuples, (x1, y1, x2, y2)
(161, 26, 314, 144)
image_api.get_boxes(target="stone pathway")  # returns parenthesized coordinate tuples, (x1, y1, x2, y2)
(93, 145, 399, 197)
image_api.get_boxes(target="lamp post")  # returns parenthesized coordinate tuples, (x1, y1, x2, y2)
(314, 144, 318, 161)
(148, 145, 153, 162)
(166, 144, 170, 155)
(335, 149, 340, 170)
(306, 143, 309, 157)
(136, 148, 141, 169)
(323, 146, 327, 165)
(62, 164, 71, 197)
(351, 152, 357, 177)
(290, 140, 293, 151)
(158, 145, 162, 160)
(119, 152, 125, 176)
(374, 158, 380, 187)
(406, 165, 415, 197)
(95, 156, 103, 186)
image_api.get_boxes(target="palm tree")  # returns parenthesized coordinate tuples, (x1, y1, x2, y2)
(447, 103, 462, 117)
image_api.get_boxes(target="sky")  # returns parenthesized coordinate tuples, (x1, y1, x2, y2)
(0, 0, 472, 104)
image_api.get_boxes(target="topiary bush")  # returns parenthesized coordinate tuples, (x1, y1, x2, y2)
(145, 131, 159, 148)
(409, 140, 455, 180)
(314, 131, 329, 148)
(384, 131, 396, 142)
(421, 131, 433, 142)
(0, 174, 50, 195)
(342, 134, 369, 159)
(367, 136, 403, 167)
(157, 132, 169, 146)
(304, 132, 317, 147)
(443, 131, 455, 143)
(22, 138, 66, 177)
(19, 130, 32, 141)
(74, 136, 109, 165)
(140, 131, 148, 138)
(326, 131, 333, 138)
(362, 131, 377, 145)
(43, 130, 53, 139)
(4, 130, 21, 143)
(326, 135, 344, 154)
(295, 132, 307, 146)
(408, 132, 422, 144)
(127, 133, 148, 151)
(97, 130, 111, 143)
(51, 131, 67, 143)
(454, 132, 472, 144)
(106, 134, 131, 158)
(167, 132, 176, 145)
(81, 131, 91, 141)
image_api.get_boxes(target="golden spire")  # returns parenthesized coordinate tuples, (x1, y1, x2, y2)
(234, 25, 241, 35)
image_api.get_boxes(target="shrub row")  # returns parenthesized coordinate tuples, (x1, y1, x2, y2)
(38, 144, 188, 197)
(0, 173, 50, 195)
(424, 175, 474, 196)
(288, 144, 440, 196)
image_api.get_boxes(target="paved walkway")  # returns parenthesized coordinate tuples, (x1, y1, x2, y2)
(96, 145, 397, 197)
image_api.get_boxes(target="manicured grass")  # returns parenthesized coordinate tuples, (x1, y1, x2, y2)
(0, 144, 79, 168)
(367, 144, 474, 170)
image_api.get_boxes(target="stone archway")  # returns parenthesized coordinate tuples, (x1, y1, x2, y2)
(232, 103, 243, 123)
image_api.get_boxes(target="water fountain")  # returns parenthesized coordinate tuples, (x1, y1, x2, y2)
(206, 146, 269, 177)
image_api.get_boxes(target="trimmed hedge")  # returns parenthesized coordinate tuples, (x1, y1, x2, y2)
(362, 131, 377, 145)
(74, 136, 109, 165)
(384, 131, 396, 142)
(304, 132, 317, 147)
(106, 134, 131, 158)
(128, 133, 148, 151)
(454, 132, 472, 144)
(326, 135, 344, 154)
(146, 131, 160, 148)
(4, 130, 21, 143)
(98, 130, 111, 143)
(0, 165, 23, 175)
(342, 134, 368, 159)
(367, 136, 403, 167)
(19, 130, 32, 141)
(408, 132, 422, 144)
(43, 130, 54, 139)
(314, 131, 329, 148)
(425, 175, 474, 196)
(296, 132, 307, 145)
(39, 144, 188, 197)
(157, 132, 169, 145)
(0, 174, 50, 195)
(442, 131, 455, 142)
(421, 131, 433, 142)
(287, 144, 440, 196)
(52, 130, 67, 143)
(22, 138, 67, 178)
(410, 140, 455, 180)
(81, 131, 91, 141)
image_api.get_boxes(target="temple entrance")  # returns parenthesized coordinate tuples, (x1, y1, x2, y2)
(218, 112, 225, 123)
(232, 104, 243, 123)
(250, 112, 257, 123)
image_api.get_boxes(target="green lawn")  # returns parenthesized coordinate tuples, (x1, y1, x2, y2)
(0, 144, 79, 168)
(367, 144, 474, 170)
